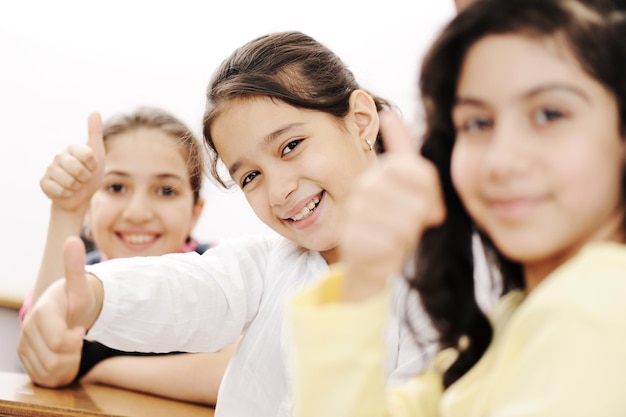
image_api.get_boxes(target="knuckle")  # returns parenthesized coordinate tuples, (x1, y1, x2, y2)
(41, 355, 62, 375)
(47, 333, 66, 352)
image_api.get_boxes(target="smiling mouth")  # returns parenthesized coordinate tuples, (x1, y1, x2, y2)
(289, 193, 322, 222)
(488, 196, 544, 217)
(117, 233, 158, 245)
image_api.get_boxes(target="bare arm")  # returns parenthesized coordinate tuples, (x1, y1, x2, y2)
(31, 207, 88, 307)
(29, 113, 105, 310)
(83, 340, 240, 405)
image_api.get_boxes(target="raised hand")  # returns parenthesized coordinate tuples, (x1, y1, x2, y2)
(338, 111, 446, 301)
(18, 236, 103, 387)
(28, 113, 106, 310)
(40, 112, 106, 213)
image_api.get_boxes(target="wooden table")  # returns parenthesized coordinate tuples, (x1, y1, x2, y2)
(0, 289, 23, 311)
(0, 372, 215, 416)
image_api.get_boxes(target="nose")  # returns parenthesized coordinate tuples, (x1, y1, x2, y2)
(123, 191, 154, 223)
(267, 169, 297, 207)
(480, 117, 530, 181)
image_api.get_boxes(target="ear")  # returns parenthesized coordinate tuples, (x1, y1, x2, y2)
(190, 197, 205, 231)
(348, 90, 380, 151)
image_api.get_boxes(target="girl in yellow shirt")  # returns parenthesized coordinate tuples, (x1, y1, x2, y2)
(289, 0, 626, 416)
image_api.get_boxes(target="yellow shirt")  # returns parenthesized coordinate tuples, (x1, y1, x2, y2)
(288, 243, 626, 417)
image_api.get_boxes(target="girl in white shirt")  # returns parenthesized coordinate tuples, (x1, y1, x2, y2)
(17, 31, 445, 417)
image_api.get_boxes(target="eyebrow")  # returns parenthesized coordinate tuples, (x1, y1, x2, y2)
(105, 171, 183, 182)
(454, 83, 591, 108)
(227, 122, 304, 177)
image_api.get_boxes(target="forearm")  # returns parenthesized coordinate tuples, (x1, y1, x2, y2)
(83, 346, 236, 405)
(31, 205, 86, 307)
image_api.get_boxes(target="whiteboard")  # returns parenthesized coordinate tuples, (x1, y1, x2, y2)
(0, 0, 454, 293)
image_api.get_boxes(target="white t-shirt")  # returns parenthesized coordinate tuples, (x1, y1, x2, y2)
(85, 233, 435, 417)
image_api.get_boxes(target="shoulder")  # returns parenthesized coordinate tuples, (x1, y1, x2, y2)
(208, 233, 327, 285)
(477, 243, 626, 414)
(531, 242, 626, 314)
(210, 233, 305, 257)
(509, 242, 626, 338)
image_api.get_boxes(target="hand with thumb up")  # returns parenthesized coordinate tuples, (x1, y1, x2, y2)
(338, 111, 446, 301)
(18, 236, 104, 387)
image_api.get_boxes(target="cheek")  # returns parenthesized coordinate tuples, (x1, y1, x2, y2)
(89, 197, 116, 229)
(244, 192, 272, 225)
(162, 203, 196, 233)
(450, 145, 475, 203)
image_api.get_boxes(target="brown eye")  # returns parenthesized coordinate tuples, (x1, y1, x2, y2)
(462, 117, 492, 133)
(281, 139, 303, 156)
(241, 171, 260, 188)
(158, 186, 177, 196)
(534, 108, 564, 125)
(107, 183, 125, 193)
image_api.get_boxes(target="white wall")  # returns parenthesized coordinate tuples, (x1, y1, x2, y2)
(0, 307, 21, 371)
(0, 1, 455, 296)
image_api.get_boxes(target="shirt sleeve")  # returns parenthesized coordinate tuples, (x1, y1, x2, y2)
(288, 243, 626, 417)
(84, 236, 269, 353)
(287, 267, 445, 417)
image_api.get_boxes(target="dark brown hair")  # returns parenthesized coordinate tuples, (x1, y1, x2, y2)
(202, 31, 393, 187)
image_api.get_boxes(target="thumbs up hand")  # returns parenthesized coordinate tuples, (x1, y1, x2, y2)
(18, 236, 103, 387)
(339, 112, 446, 301)
(40, 112, 106, 213)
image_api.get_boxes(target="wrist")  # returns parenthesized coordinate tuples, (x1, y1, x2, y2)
(50, 203, 88, 222)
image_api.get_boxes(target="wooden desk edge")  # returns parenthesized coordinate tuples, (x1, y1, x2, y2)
(0, 290, 24, 310)
(0, 398, 120, 417)
(0, 372, 215, 417)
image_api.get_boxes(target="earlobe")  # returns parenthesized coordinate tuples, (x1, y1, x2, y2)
(191, 198, 205, 230)
(349, 90, 380, 151)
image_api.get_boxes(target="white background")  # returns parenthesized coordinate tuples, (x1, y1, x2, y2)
(0, 1, 455, 295)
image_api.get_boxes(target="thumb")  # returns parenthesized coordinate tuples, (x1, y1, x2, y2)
(87, 112, 105, 172)
(378, 111, 417, 155)
(63, 235, 89, 329)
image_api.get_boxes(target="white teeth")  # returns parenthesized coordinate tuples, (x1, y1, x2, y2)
(290, 196, 320, 222)
(123, 234, 156, 244)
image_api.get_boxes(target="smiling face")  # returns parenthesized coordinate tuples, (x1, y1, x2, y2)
(451, 34, 625, 287)
(87, 128, 203, 259)
(210, 94, 378, 263)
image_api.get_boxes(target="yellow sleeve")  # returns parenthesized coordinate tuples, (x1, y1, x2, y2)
(473, 244, 626, 416)
(287, 267, 443, 417)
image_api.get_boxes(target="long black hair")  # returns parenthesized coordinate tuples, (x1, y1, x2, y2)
(409, 0, 626, 388)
